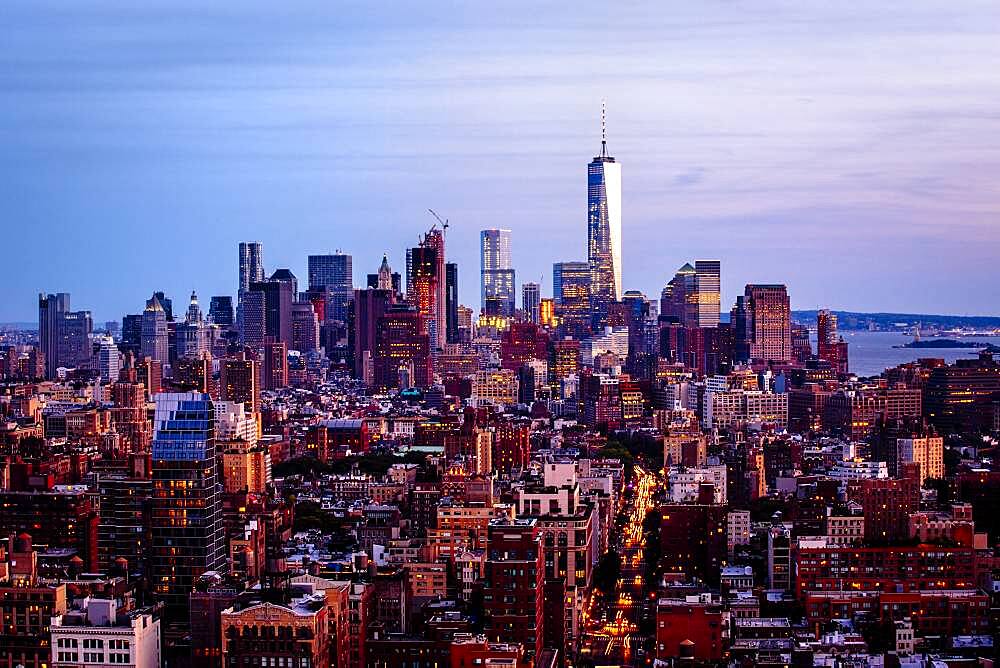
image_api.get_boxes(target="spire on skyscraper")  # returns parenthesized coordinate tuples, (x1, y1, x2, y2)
(601, 98, 608, 157)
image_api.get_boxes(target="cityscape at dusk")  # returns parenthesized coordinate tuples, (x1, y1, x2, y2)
(1, 3, 999, 668)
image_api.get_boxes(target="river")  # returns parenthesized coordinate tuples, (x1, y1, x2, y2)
(812, 331, 997, 377)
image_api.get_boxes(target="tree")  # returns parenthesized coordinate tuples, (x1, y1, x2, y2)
(592, 549, 622, 595)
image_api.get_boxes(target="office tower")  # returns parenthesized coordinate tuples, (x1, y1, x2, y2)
(38, 292, 68, 378)
(925, 352, 1000, 434)
(152, 291, 174, 322)
(269, 268, 298, 296)
(238, 242, 264, 294)
(95, 335, 122, 383)
(350, 288, 394, 382)
(587, 105, 622, 330)
(249, 272, 294, 346)
(817, 309, 837, 358)
(663, 261, 721, 329)
(220, 352, 260, 414)
(238, 290, 266, 348)
(38, 292, 93, 378)
(308, 253, 353, 324)
(140, 294, 169, 363)
(446, 262, 459, 343)
(791, 323, 812, 366)
(373, 305, 431, 390)
(307, 253, 352, 293)
(136, 356, 163, 396)
(208, 296, 234, 327)
(111, 377, 152, 453)
(406, 227, 447, 349)
(817, 309, 849, 375)
(150, 392, 226, 620)
(291, 301, 320, 353)
(692, 260, 721, 328)
(121, 314, 143, 356)
(621, 290, 651, 378)
(740, 284, 792, 365)
(660, 263, 695, 323)
(481, 229, 515, 317)
(59, 310, 93, 372)
(522, 282, 540, 324)
(539, 298, 555, 327)
(483, 518, 543, 663)
(552, 261, 591, 336)
(423, 227, 447, 349)
(173, 355, 211, 393)
(262, 342, 288, 390)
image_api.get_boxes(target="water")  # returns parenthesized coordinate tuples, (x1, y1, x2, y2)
(812, 331, 997, 377)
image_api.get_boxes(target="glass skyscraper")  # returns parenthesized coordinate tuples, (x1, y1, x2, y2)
(308, 253, 354, 324)
(553, 261, 591, 337)
(238, 241, 264, 294)
(150, 392, 226, 620)
(587, 112, 622, 331)
(481, 228, 515, 317)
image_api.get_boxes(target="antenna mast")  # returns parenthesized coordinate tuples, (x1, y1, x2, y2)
(601, 98, 607, 157)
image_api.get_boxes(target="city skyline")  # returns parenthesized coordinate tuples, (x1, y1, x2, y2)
(4, 2, 1000, 322)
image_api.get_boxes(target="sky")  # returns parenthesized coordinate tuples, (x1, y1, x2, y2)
(2, 1, 1000, 323)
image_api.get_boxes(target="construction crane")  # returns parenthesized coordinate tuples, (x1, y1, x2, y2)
(427, 209, 449, 234)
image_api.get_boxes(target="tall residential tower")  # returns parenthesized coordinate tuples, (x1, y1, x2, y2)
(481, 229, 515, 317)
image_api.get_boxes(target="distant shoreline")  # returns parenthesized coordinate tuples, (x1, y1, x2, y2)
(892, 339, 986, 349)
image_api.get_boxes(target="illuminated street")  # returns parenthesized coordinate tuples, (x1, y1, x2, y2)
(578, 464, 660, 667)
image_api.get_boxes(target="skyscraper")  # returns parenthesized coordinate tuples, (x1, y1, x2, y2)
(817, 309, 849, 374)
(249, 272, 295, 346)
(351, 287, 394, 382)
(522, 282, 541, 324)
(141, 294, 169, 363)
(221, 352, 260, 414)
(150, 392, 226, 620)
(481, 229, 515, 317)
(308, 253, 354, 324)
(741, 284, 792, 365)
(587, 104, 622, 330)
(238, 290, 266, 348)
(95, 335, 122, 383)
(291, 301, 320, 353)
(208, 296, 234, 326)
(38, 292, 93, 378)
(262, 342, 288, 390)
(238, 242, 264, 294)
(692, 261, 721, 328)
(373, 305, 431, 390)
(553, 261, 591, 337)
(446, 262, 459, 343)
(38, 292, 67, 378)
(406, 226, 446, 350)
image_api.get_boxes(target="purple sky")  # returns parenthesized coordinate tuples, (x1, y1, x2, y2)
(3, 1, 1000, 323)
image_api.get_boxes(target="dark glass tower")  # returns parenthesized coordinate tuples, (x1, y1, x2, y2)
(308, 253, 354, 324)
(150, 392, 226, 621)
(446, 262, 459, 343)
